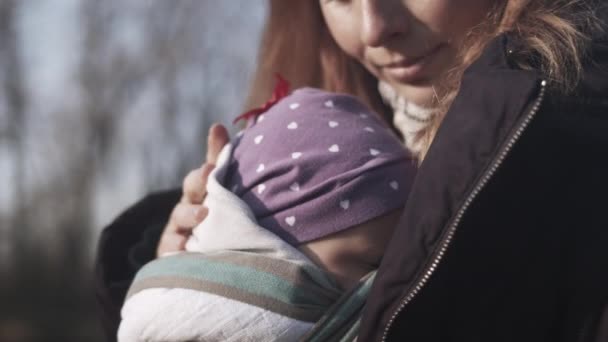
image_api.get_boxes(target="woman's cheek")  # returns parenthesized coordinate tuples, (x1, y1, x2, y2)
(406, 0, 493, 44)
(320, 3, 366, 62)
(439, 0, 494, 43)
(404, 0, 450, 29)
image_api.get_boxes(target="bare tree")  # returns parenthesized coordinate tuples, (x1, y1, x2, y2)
(0, 0, 26, 275)
(0, 1, 265, 340)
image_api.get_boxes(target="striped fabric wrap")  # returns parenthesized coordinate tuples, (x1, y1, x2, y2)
(127, 251, 341, 323)
(303, 271, 376, 342)
(126, 251, 375, 341)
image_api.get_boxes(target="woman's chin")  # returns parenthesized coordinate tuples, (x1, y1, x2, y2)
(389, 81, 439, 107)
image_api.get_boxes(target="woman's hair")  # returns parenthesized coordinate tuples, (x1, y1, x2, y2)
(418, 0, 606, 160)
(246, 0, 605, 160)
(244, 1, 390, 123)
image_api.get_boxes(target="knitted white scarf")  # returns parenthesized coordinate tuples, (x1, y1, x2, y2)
(378, 81, 438, 155)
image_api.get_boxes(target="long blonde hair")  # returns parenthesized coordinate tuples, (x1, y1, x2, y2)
(246, 0, 604, 160)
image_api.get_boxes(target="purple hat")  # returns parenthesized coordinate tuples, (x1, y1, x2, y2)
(223, 88, 415, 246)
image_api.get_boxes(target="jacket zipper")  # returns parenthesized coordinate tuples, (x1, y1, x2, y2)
(381, 80, 547, 341)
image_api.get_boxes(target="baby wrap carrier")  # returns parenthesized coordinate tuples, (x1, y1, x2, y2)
(118, 143, 375, 342)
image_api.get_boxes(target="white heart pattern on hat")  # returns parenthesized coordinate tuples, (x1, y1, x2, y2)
(225, 88, 414, 247)
(257, 184, 266, 194)
(340, 200, 350, 210)
(285, 216, 296, 226)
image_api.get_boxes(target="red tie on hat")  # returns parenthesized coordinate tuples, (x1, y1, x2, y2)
(233, 74, 291, 125)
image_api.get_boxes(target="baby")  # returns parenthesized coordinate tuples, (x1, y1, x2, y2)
(119, 86, 415, 341)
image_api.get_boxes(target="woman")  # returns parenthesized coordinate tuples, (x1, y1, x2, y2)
(95, 0, 608, 341)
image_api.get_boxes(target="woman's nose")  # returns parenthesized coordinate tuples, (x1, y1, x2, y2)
(360, 0, 409, 47)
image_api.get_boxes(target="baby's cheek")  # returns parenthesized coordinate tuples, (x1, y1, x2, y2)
(327, 243, 380, 273)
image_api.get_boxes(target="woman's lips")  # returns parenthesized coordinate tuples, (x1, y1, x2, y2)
(384, 53, 426, 68)
(381, 44, 445, 82)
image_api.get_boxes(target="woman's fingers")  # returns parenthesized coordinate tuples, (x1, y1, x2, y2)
(156, 204, 209, 257)
(156, 123, 229, 258)
(181, 124, 229, 204)
(171, 203, 208, 230)
(206, 123, 229, 165)
(182, 164, 215, 204)
(156, 228, 187, 257)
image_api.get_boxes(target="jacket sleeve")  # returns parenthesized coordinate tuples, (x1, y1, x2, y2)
(93, 189, 181, 342)
(589, 302, 608, 342)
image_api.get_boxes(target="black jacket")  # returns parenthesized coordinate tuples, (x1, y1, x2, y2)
(95, 189, 180, 341)
(357, 33, 608, 341)
(94, 36, 608, 342)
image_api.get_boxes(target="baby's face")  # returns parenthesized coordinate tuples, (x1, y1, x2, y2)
(298, 209, 403, 291)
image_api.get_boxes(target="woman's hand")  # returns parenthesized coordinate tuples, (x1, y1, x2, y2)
(156, 124, 230, 257)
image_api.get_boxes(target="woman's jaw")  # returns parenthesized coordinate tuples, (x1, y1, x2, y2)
(376, 42, 448, 84)
(370, 42, 456, 106)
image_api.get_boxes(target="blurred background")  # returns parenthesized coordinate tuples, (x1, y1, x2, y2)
(0, 0, 266, 340)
